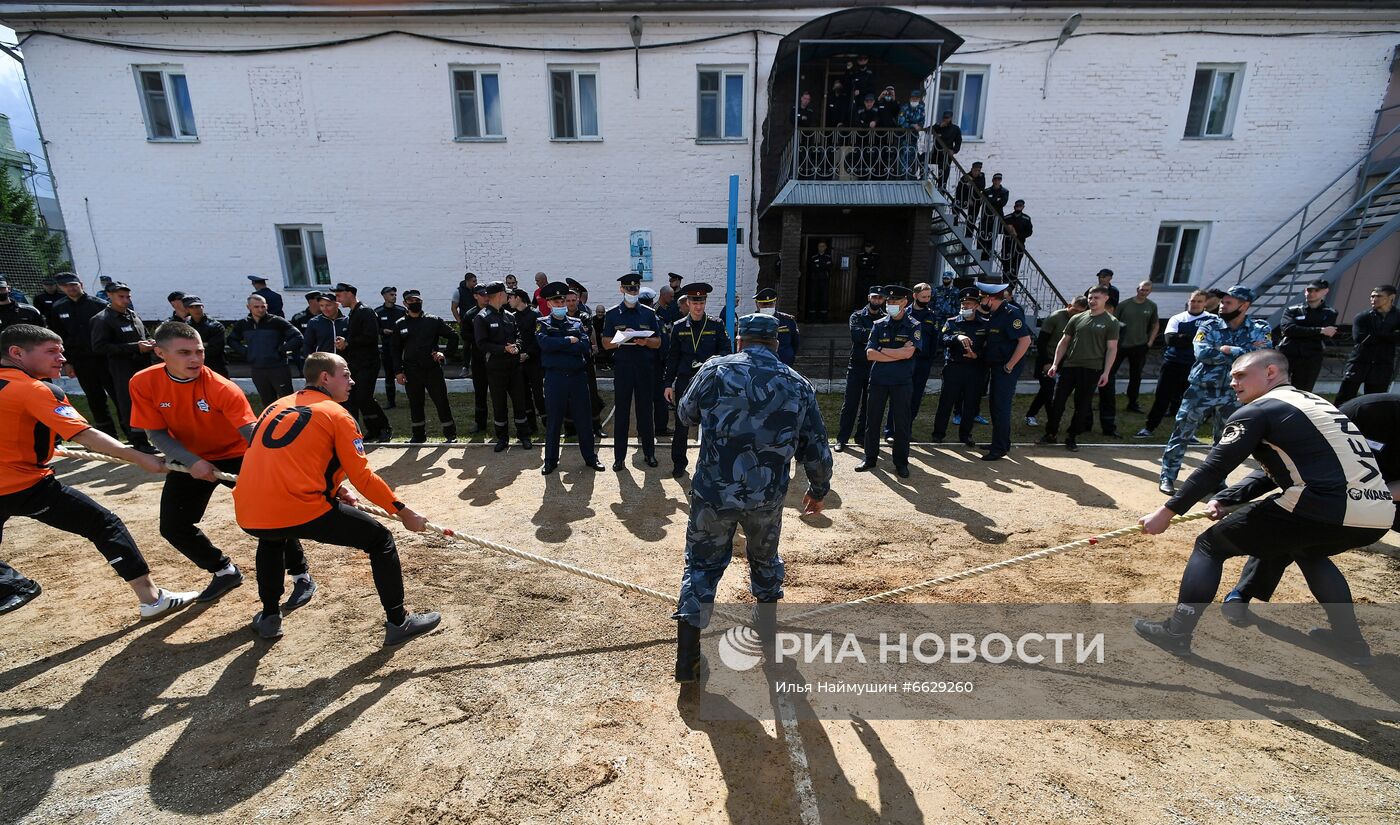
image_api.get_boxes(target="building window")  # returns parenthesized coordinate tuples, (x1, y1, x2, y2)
(549, 66, 600, 140)
(696, 227, 744, 244)
(452, 67, 504, 140)
(278, 225, 331, 288)
(1150, 222, 1209, 285)
(697, 67, 745, 141)
(135, 66, 197, 141)
(1184, 64, 1243, 139)
(936, 66, 987, 139)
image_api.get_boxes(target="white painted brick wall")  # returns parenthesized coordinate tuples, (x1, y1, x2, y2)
(10, 7, 1399, 319)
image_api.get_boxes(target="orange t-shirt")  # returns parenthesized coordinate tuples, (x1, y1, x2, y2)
(0, 366, 92, 496)
(232, 388, 401, 530)
(128, 365, 256, 461)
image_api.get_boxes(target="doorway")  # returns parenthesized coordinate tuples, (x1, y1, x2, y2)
(802, 233, 865, 320)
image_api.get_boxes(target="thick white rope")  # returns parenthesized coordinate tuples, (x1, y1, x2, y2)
(53, 447, 1207, 626)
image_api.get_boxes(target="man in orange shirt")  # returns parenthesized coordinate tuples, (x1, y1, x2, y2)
(0, 324, 199, 618)
(130, 321, 314, 608)
(233, 351, 439, 645)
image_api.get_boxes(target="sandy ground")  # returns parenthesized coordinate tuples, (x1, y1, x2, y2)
(1, 443, 1397, 824)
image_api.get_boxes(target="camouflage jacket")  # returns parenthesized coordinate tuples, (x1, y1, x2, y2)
(677, 345, 833, 510)
(1190, 315, 1273, 389)
(933, 285, 960, 319)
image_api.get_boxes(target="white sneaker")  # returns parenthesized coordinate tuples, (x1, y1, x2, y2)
(1025, 416, 1040, 427)
(139, 588, 201, 620)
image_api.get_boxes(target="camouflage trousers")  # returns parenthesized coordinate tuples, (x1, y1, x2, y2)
(672, 496, 786, 629)
(1160, 381, 1238, 483)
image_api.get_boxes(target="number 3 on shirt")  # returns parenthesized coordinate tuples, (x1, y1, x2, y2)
(258, 406, 313, 448)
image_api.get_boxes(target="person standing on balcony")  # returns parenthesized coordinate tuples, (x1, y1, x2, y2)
(1001, 199, 1034, 278)
(897, 88, 926, 179)
(844, 55, 876, 103)
(792, 91, 815, 128)
(931, 111, 962, 186)
(806, 240, 833, 322)
(792, 91, 817, 176)
(825, 80, 850, 127)
(981, 173, 1009, 246)
(1336, 284, 1400, 404)
(1277, 278, 1338, 393)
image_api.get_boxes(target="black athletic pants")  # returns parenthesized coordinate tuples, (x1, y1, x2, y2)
(1145, 360, 1191, 432)
(1286, 353, 1323, 394)
(486, 364, 531, 441)
(403, 361, 456, 440)
(1168, 500, 1384, 641)
(160, 456, 307, 577)
(68, 354, 118, 436)
(1107, 343, 1149, 411)
(1336, 362, 1393, 405)
(380, 347, 397, 407)
(245, 502, 404, 623)
(250, 365, 295, 412)
(0, 476, 149, 580)
(1026, 360, 1054, 419)
(471, 350, 490, 429)
(1046, 367, 1099, 439)
(346, 358, 390, 438)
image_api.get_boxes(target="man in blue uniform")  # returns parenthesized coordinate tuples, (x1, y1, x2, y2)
(603, 273, 663, 470)
(834, 287, 885, 451)
(976, 279, 1032, 461)
(671, 313, 834, 682)
(1158, 285, 1272, 495)
(536, 282, 606, 474)
(856, 285, 920, 477)
(932, 288, 987, 445)
(753, 287, 800, 367)
(664, 283, 730, 478)
(247, 275, 284, 317)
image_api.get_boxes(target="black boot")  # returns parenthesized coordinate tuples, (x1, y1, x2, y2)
(409, 427, 427, 444)
(752, 601, 779, 662)
(493, 426, 508, 452)
(441, 423, 458, 443)
(674, 621, 708, 683)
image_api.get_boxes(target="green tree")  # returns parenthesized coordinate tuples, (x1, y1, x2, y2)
(0, 171, 69, 288)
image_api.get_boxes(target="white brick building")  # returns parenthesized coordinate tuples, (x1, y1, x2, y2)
(2, 1, 1398, 320)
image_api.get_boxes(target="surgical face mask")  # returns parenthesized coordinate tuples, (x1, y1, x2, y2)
(623, 292, 639, 306)
(960, 307, 976, 320)
(885, 304, 901, 317)
(758, 306, 776, 316)
(1220, 308, 1242, 321)
(550, 306, 568, 319)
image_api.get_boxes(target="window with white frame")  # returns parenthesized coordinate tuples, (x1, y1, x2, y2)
(278, 225, 331, 288)
(1150, 222, 1209, 286)
(549, 66, 600, 140)
(135, 65, 197, 140)
(452, 66, 504, 140)
(1184, 64, 1243, 138)
(935, 66, 987, 139)
(697, 67, 745, 140)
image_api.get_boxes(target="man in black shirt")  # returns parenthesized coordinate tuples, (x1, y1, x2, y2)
(462, 284, 492, 434)
(90, 282, 156, 453)
(392, 289, 457, 443)
(1083, 268, 1119, 311)
(473, 281, 532, 452)
(1277, 278, 1339, 393)
(31, 275, 61, 319)
(931, 110, 962, 186)
(856, 241, 882, 298)
(289, 290, 322, 375)
(180, 295, 229, 377)
(510, 288, 545, 430)
(981, 173, 1009, 244)
(806, 241, 834, 322)
(46, 272, 119, 436)
(375, 286, 406, 410)
(1135, 350, 1392, 665)
(334, 282, 392, 441)
(1335, 283, 1400, 404)
(1001, 199, 1033, 277)
(0, 278, 44, 333)
(956, 160, 985, 232)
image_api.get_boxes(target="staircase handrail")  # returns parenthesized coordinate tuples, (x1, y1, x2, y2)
(1203, 117, 1400, 291)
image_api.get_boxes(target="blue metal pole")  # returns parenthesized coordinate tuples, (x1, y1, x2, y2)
(726, 173, 738, 344)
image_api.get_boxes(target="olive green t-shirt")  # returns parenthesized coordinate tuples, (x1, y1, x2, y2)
(1062, 310, 1122, 370)
(1115, 298, 1159, 348)
(1039, 308, 1072, 344)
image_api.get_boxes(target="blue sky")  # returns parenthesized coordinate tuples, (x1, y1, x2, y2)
(0, 25, 55, 198)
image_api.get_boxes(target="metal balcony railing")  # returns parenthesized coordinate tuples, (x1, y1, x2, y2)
(786, 127, 928, 182)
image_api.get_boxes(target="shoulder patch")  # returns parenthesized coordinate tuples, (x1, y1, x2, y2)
(353, 437, 366, 456)
(1012, 319, 1023, 329)
(54, 404, 80, 419)
(1218, 421, 1246, 446)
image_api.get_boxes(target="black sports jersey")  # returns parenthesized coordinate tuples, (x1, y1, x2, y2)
(1168, 385, 1393, 528)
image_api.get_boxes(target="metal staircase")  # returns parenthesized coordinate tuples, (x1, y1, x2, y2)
(926, 136, 1068, 321)
(1204, 118, 1400, 322)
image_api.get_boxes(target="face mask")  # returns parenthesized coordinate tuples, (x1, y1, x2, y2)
(868, 302, 883, 313)
(623, 293, 639, 306)
(551, 306, 569, 319)
(758, 306, 776, 316)
(0, 291, 9, 302)
(960, 308, 976, 320)
(885, 304, 901, 317)
(1220, 308, 1242, 321)
(406, 301, 423, 312)
(914, 299, 928, 309)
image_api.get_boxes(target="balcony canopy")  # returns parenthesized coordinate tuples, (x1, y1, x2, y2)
(771, 6, 965, 77)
